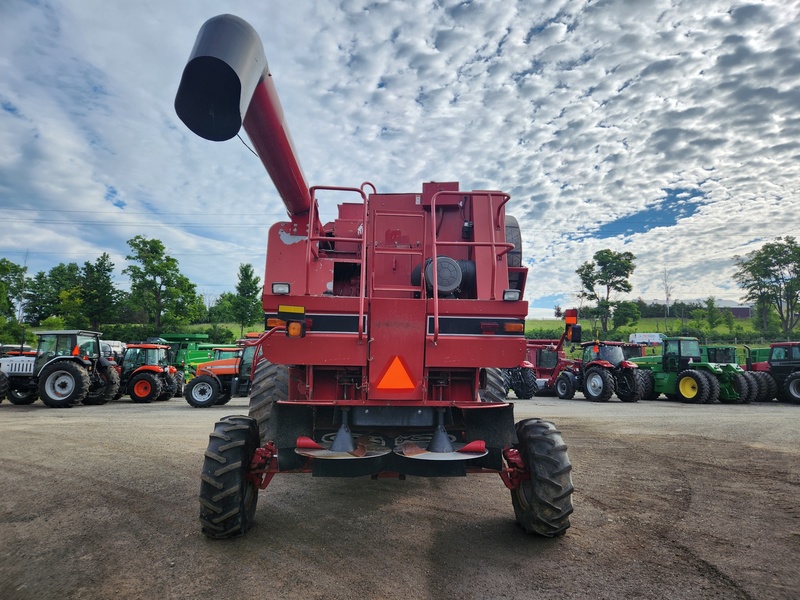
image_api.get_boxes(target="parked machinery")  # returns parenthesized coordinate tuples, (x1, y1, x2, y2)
(184, 343, 253, 408)
(745, 342, 800, 403)
(176, 14, 576, 539)
(558, 340, 644, 402)
(116, 342, 181, 403)
(0, 330, 119, 407)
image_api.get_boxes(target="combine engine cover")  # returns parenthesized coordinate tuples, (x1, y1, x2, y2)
(177, 14, 574, 540)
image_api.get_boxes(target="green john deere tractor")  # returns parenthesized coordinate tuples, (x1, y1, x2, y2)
(631, 337, 751, 404)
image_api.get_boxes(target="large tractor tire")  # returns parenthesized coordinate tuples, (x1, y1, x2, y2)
(156, 373, 177, 401)
(638, 369, 658, 400)
(185, 375, 220, 408)
(83, 365, 120, 405)
(128, 372, 163, 403)
(783, 372, 800, 404)
(38, 361, 90, 408)
(173, 371, 185, 397)
(743, 371, 763, 402)
(510, 418, 574, 537)
(759, 371, 778, 401)
(199, 415, 261, 539)
(698, 371, 720, 404)
(248, 360, 289, 445)
(615, 370, 641, 402)
(732, 373, 751, 404)
(0, 371, 8, 401)
(8, 388, 39, 405)
(511, 368, 538, 400)
(555, 373, 575, 399)
(479, 368, 509, 403)
(583, 367, 615, 402)
(676, 369, 709, 404)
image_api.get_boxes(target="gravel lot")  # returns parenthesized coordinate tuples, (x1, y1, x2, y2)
(1, 395, 798, 599)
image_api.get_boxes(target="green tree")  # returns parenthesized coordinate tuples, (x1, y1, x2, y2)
(231, 263, 263, 337)
(576, 249, 636, 332)
(208, 292, 236, 323)
(704, 297, 722, 330)
(611, 300, 641, 330)
(23, 263, 82, 326)
(123, 235, 198, 331)
(0, 258, 27, 319)
(734, 236, 800, 336)
(80, 253, 118, 330)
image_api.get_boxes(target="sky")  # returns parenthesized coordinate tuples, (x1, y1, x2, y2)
(2, 0, 800, 319)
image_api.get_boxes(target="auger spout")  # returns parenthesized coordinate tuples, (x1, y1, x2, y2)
(175, 13, 312, 215)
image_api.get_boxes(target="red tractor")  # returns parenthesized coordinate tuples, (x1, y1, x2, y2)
(176, 14, 576, 539)
(115, 342, 181, 403)
(503, 311, 582, 398)
(557, 340, 643, 402)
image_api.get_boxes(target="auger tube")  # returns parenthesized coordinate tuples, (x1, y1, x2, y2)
(175, 13, 312, 215)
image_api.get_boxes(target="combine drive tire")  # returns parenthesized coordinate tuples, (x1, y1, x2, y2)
(615, 370, 641, 402)
(555, 373, 575, 399)
(783, 372, 800, 404)
(249, 360, 289, 444)
(128, 372, 163, 403)
(638, 369, 658, 400)
(479, 368, 509, 403)
(699, 371, 720, 404)
(199, 416, 261, 539)
(510, 418, 574, 537)
(583, 367, 614, 402)
(9, 388, 39, 405)
(185, 375, 220, 408)
(83, 366, 120, 405)
(676, 369, 709, 404)
(38, 361, 90, 408)
(512, 368, 538, 400)
(732, 373, 751, 404)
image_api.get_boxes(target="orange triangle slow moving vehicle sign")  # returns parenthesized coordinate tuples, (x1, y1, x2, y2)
(376, 356, 415, 390)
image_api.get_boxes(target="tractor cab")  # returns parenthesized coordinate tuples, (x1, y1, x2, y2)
(582, 342, 626, 367)
(662, 338, 701, 372)
(120, 344, 172, 377)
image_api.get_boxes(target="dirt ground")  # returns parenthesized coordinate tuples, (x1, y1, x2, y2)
(1, 395, 798, 600)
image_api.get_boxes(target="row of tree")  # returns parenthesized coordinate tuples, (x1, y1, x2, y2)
(0, 236, 263, 345)
(562, 236, 800, 338)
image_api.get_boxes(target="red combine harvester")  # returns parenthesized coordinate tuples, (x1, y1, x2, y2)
(175, 14, 576, 539)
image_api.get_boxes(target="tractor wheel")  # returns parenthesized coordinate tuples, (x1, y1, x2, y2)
(479, 368, 508, 403)
(185, 375, 220, 408)
(760, 372, 778, 401)
(555, 373, 575, 399)
(510, 418, 574, 537)
(638, 369, 658, 400)
(128, 372, 163, 403)
(156, 373, 177, 401)
(501, 369, 512, 395)
(512, 368, 537, 400)
(0, 371, 8, 401)
(173, 371, 185, 397)
(615, 370, 641, 402)
(215, 394, 232, 406)
(583, 367, 614, 402)
(9, 388, 39, 405)
(249, 360, 289, 444)
(38, 361, 90, 408)
(83, 365, 120, 405)
(743, 371, 763, 402)
(698, 371, 720, 404)
(783, 372, 800, 404)
(199, 415, 261, 539)
(676, 369, 709, 404)
(732, 373, 751, 404)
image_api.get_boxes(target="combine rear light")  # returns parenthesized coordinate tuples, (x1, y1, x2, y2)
(272, 282, 290, 294)
(502, 289, 521, 301)
(503, 322, 525, 334)
(286, 322, 305, 338)
(267, 318, 285, 328)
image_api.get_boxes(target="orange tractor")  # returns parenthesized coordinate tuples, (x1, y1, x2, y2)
(115, 342, 182, 403)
